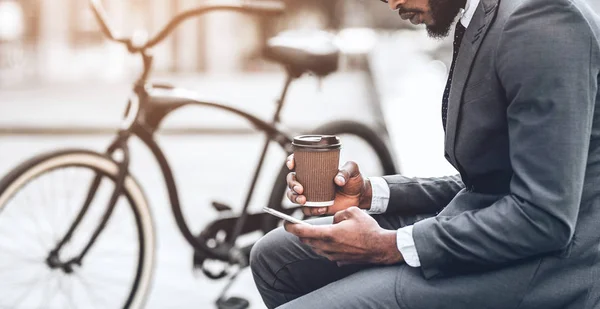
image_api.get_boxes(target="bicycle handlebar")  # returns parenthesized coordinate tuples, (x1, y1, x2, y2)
(89, 0, 285, 51)
(145, 0, 285, 49)
(90, 0, 121, 42)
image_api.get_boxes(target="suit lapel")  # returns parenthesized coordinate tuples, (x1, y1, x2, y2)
(444, 0, 499, 167)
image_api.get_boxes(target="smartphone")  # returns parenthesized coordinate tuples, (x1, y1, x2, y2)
(262, 207, 311, 225)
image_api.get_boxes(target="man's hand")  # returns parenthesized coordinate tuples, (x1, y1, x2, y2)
(285, 154, 372, 217)
(284, 207, 404, 266)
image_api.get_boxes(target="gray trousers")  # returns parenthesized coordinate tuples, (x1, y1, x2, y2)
(250, 214, 426, 309)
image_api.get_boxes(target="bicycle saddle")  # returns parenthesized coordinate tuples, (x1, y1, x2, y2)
(264, 30, 339, 77)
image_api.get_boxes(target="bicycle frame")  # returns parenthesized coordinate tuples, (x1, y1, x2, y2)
(127, 75, 296, 262)
(50, 72, 296, 267)
(48, 0, 293, 268)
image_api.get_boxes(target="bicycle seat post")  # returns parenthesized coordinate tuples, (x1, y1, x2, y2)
(224, 69, 295, 248)
(136, 51, 154, 86)
(271, 71, 295, 125)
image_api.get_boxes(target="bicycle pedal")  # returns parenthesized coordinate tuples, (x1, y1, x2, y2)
(201, 259, 229, 280)
(216, 297, 249, 309)
(212, 201, 233, 212)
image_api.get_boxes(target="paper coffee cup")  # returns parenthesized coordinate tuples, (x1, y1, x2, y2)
(292, 135, 341, 207)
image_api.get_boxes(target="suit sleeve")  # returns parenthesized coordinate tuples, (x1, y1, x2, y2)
(381, 174, 464, 215)
(412, 1, 599, 278)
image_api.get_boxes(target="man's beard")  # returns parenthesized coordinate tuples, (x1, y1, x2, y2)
(426, 0, 466, 39)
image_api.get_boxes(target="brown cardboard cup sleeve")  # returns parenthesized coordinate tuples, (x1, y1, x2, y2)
(292, 135, 341, 207)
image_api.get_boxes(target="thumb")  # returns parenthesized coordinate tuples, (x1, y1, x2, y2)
(335, 161, 360, 187)
(333, 208, 353, 224)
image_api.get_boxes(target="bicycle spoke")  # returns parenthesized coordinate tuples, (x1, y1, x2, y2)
(35, 173, 54, 243)
(55, 273, 69, 308)
(0, 255, 42, 269)
(2, 192, 46, 250)
(0, 264, 45, 281)
(53, 168, 70, 238)
(0, 270, 47, 291)
(84, 278, 129, 296)
(6, 271, 52, 308)
(0, 243, 42, 261)
(44, 172, 61, 243)
(64, 168, 75, 215)
(74, 272, 105, 309)
(50, 273, 74, 309)
(49, 171, 57, 232)
(54, 170, 74, 239)
(38, 273, 59, 309)
(0, 217, 47, 247)
(86, 253, 137, 263)
(0, 228, 46, 257)
(0, 262, 41, 272)
(83, 266, 133, 282)
(64, 275, 78, 309)
(23, 184, 55, 248)
(64, 168, 86, 238)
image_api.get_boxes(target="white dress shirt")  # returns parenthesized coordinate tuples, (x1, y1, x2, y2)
(368, 0, 481, 268)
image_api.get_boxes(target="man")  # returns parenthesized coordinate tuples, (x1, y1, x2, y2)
(250, 0, 600, 307)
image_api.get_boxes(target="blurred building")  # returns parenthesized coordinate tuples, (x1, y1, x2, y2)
(7, 0, 595, 87)
(0, 0, 262, 84)
(0, 0, 416, 87)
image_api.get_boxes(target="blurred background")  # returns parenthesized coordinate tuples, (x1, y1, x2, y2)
(0, 0, 599, 308)
(0, 0, 422, 82)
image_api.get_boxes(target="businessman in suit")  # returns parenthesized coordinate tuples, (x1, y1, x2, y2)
(250, 0, 600, 308)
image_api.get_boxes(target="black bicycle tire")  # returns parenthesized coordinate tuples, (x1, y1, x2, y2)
(0, 149, 154, 309)
(263, 120, 398, 232)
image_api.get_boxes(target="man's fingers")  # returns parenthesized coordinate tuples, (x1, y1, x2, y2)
(302, 207, 311, 216)
(300, 239, 337, 260)
(332, 206, 361, 224)
(335, 161, 360, 187)
(283, 221, 295, 233)
(301, 238, 335, 250)
(286, 172, 303, 194)
(286, 189, 306, 205)
(302, 207, 327, 217)
(286, 224, 332, 240)
(296, 195, 306, 205)
(333, 209, 350, 224)
(286, 189, 296, 203)
(286, 154, 295, 170)
(347, 206, 362, 215)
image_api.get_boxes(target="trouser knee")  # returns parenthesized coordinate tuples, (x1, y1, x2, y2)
(250, 227, 287, 282)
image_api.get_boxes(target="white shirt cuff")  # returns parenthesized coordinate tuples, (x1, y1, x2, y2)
(366, 177, 390, 214)
(396, 225, 421, 267)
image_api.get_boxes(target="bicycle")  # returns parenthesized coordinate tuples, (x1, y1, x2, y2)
(0, 1, 398, 308)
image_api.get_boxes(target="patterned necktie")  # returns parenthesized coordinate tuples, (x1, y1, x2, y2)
(442, 21, 467, 130)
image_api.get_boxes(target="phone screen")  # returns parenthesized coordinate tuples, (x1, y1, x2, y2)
(262, 207, 311, 225)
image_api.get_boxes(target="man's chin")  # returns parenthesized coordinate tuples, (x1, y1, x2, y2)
(426, 23, 452, 39)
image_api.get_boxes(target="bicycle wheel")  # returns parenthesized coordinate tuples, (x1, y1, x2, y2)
(0, 150, 155, 309)
(264, 120, 398, 232)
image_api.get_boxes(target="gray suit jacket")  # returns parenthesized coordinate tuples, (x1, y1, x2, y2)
(382, 0, 600, 308)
